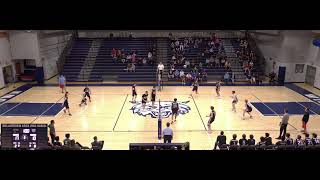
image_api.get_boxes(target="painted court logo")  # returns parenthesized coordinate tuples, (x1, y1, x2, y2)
(130, 101, 191, 118)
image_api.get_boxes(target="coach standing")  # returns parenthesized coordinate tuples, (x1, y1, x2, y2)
(276, 108, 289, 139)
(163, 122, 173, 143)
(48, 120, 56, 144)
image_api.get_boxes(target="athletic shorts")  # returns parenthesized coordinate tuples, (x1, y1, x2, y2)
(172, 108, 178, 115)
(60, 84, 65, 89)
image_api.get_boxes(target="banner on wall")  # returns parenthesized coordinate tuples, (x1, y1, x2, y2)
(312, 34, 320, 47)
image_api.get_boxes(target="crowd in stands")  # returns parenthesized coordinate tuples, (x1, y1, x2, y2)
(214, 131, 320, 150)
(111, 45, 157, 73)
(235, 38, 261, 84)
(168, 33, 232, 84)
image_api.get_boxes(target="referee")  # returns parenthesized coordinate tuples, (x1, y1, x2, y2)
(163, 122, 173, 143)
(276, 108, 289, 139)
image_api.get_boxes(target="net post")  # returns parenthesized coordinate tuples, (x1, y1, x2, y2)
(157, 99, 162, 140)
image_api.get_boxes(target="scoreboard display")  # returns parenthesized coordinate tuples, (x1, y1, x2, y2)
(1, 124, 48, 150)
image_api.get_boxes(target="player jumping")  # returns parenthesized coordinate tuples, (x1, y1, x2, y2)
(243, 99, 253, 119)
(171, 98, 179, 124)
(231, 91, 238, 112)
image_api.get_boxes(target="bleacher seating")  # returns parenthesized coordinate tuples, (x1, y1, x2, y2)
(62, 38, 157, 82)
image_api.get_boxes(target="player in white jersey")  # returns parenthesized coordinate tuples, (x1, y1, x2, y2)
(231, 91, 238, 112)
(215, 81, 221, 97)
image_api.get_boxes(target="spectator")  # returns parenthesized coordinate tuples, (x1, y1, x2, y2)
(276, 108, 290, 139)
(229, 134, 238, 146)
(168, 69, 174, 79)
(186, 73, 192, 82)
(142, 58, 147, 65)
(53, 136, 62, 147)
(239, 134, 248, 146)
(111, 48, 117, 59)
(231, 72, 235, 84)
(275, 136, 286, 146)
(148, 51, 153, 60)
(265, 133, 272, 146)
(157, 62, 164, 77)
(257, 136, 266, 147)
(185, 60, 190, 68)
(304, 133, 313, 146)
(312, 133, 320, 145)
(224, 72, 230, 84)
(180, 70, 185, 85)
(91, 136, 103, 150)
(174, 69, 180, 79)
(248, 134, 255, 145)
(70, 139, 81, 150)
(48, 120, 56, 144)
(214, 131, 226, 150)
(205, 58, 210, 67)
(117, 49, 122, 58)
(285, 133, 294, 145)
(63, 133, 71, 146)
(199, 62, 203, 69)
(163, 122, 173, 143)
(295, 135, 303, 147)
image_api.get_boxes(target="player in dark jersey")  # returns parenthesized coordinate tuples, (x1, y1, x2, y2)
(301, 108, 310, 133)
(239, 134, 248, 146)
(83, 85, 91, 102)
(171, 98, 179, 124)
(151, 86, 156, 108)
(63, 92, 72, 116)
(304, 133, 313, 146)
(229, 134, 238, 146)
(247, 134, 255, 145)
(206, 106, 216, 127)
(141, 91, 148, 109)
(285, 133, 294, 145)
(132, 84, 137, 103)
(242, 99, 253, 119)
(312, 133, 320, 145)
(79, 93, 87, 106)
(191, 79, 199, 94)
(295, 135, 303, 147)
(215, 81, 221, 97)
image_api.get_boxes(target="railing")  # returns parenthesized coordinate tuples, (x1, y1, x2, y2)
(56, 31, 76, 75)
(246, 32, 267, 77)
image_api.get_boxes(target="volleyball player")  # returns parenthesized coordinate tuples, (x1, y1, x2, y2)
(132, 84, 137, 103)
(242, 99, 253, 119)
(63, 92, 72, 116)
(141, 91, 148, 109)
(79, 93, 87, 106)
(207, 106, 216, 127)
(301, 108, 310, 133)
(216, 81, 221, 97)
(83, 85, 91, 102)
(151, 86, 156, 108)
(191, 78, 199, 94)
(231, 91, 238, 112)
(171, 98, 179, 124)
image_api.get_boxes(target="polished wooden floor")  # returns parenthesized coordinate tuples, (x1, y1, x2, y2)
(0, 82, 319, 150)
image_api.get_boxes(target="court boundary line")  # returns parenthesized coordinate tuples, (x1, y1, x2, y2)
(29, 96, 65, 124)
(251, 94, 298, 131)
(0, 102, 24, 116)
(112, 94, 129, 131)
(190, 94, 207, 131)
(296, 101, 320, 115)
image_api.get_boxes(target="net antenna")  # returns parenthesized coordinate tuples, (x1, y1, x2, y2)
(157, 99, 162, 141)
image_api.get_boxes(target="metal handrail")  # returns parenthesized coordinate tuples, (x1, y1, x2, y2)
(56, 32, 76, 75)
